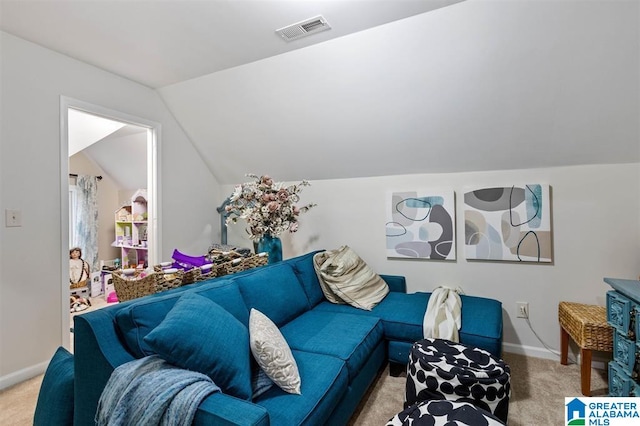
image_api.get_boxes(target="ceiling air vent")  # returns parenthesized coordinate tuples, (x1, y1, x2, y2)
(276, 15, 331, 42)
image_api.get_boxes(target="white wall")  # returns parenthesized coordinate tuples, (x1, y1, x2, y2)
(226, 163, 640, 359)
(0, 32, 223, 388)
(84, 130, 147, 190)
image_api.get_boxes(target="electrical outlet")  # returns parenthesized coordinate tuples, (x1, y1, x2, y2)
(517, 302, 529, 319)
(5, 209, 22, 227)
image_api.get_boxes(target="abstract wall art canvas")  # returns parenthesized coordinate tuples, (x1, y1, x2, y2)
(385, 190, 456, 260)
(463, 184, 552, 263)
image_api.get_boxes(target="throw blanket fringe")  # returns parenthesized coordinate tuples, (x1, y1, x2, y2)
(96, 355, 220, 426)
(423, 286, 463, 341)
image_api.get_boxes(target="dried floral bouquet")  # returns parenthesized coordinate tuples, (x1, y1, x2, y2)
(225, 174, 316, 240)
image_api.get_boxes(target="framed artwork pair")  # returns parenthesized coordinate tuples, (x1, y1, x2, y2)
(385, 184, 552, 263)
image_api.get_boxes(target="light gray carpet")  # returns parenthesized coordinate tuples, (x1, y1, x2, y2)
(349, 352, 608, 425)
(0, 352, 607, 425)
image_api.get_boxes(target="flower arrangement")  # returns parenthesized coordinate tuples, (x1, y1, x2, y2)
(225, 174, 316, 240)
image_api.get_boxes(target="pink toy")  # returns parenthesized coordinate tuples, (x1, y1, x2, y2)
(107, 291, 119, 303)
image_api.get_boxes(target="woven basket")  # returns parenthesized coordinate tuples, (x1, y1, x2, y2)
(70, 279, 88, 289)
(181, 268, 201, 285)
(156, 269, 184, 292)
(558, 301, 613, 352)
(112, 271, 159, 302)
(243, 253, 269, 269)
(153, 264, 166, 272)
(215, 253, 268, 278)
(197, 265, 217, 282)
(155, 264, 200, 285)
(225, 258, 249, 275)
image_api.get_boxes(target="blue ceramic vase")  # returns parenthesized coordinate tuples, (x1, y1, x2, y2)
(257, 234, 282, 264)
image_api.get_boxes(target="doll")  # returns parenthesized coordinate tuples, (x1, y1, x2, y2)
(69, 247, 90, 289)
(70, 293, 91, 312)
(70, 247, 92, 311)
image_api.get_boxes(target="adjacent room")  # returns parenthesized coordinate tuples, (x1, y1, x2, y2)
(0, 0, 638, 425)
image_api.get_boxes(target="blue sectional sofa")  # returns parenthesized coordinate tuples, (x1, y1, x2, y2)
(73, 250, 503, 425)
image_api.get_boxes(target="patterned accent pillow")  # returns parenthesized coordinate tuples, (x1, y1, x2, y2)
(313, 246, 389, 310)
(249, 308, 301, 394)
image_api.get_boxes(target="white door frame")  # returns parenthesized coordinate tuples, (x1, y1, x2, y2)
(60, 96, 162, 348)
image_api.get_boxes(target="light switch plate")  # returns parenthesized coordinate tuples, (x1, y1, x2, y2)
(5, 209, 22, 227)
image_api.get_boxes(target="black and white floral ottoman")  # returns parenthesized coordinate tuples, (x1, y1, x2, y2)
(405, 338, 511, 423)
(387, 400, 505, 426)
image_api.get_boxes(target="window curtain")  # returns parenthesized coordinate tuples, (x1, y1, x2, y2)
(72, 175, 99, 273)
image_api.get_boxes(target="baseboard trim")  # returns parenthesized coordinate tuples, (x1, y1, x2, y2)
(503, 342, 560, 360)
(503, 342, 609, 370)
(0, 361, 48, 391)
(0, 342, 610, 391)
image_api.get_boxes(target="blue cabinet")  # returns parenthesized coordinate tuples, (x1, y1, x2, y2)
(612, 332, 638, 378)
(606, 290, 635, 339)
(609, 361, 634, 396)
(605, 278, 640, 396)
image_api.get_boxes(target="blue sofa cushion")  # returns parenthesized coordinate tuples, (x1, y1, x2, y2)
(313, 292, 427, 341)
(280, 310, 384, 381)
(290, 251, 325, 307)
(115, 279, 249, 357)
(236, 262, 310, 327)
(34, 347, 74, 426)
(457, 294, 503, 339)
(143, 292, 253, 400)
(379, 274, 407, 293)
(314, 292, 503, 358)
(254, 350, 349, 426)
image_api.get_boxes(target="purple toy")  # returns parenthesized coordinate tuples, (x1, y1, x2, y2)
(172, 249, 208, 270)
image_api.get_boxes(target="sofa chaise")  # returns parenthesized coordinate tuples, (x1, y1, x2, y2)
(72, 250, 503, 425)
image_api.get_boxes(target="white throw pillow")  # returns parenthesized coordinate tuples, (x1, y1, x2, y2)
(249, 308, 301, 395)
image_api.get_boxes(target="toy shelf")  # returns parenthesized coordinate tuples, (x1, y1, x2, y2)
(113, 189, 148, 268)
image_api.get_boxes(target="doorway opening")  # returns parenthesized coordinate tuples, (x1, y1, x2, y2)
(60, 96, 161, 349)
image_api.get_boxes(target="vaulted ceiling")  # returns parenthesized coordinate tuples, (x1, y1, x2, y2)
(2, 0, 638, 185)
(0, 0, 462, 88)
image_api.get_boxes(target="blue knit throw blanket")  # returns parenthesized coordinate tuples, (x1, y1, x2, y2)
(95, 355, 220, 426)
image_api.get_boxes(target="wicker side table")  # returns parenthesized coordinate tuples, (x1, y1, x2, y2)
(558, 301, 613, 396)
